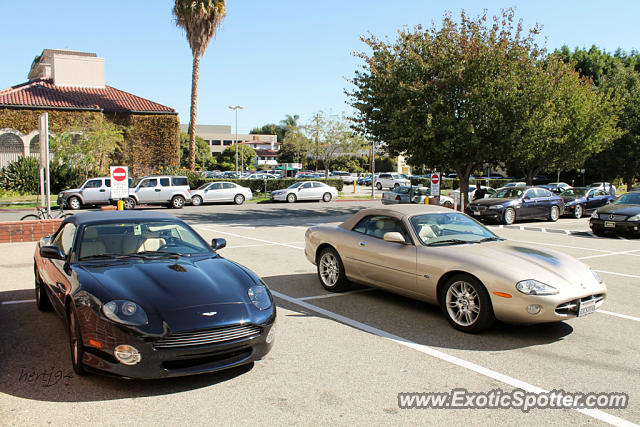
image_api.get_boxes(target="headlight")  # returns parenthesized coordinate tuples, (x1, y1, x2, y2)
(102, 300, 148, 326)
(591, 211, 599, 218)
(591, 269, 603, 284)
(516, 280, 559, 296)
(628, 214, 640, 221)
(248, 285, 272, 310)
(489, 205, 502, 210)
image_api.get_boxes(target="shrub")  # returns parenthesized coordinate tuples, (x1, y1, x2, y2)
(0, 156, 39, 193)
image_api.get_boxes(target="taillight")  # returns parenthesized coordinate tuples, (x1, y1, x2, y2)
(395, 195, 401, 201)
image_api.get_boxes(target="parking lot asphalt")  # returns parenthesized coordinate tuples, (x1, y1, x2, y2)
(0, 203, 638, 426)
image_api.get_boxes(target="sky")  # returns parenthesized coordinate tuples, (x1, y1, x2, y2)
(1, 0, 639, 133)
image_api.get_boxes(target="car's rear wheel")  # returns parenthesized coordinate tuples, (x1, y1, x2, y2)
(441, 274, 494, 333)
(322, 192, 332, 202)
(394, 183, 400, 189)
(573, 204, 583, 219)
(171, 195, 185, 209)
(287, 193, 297, 203)
(68, 306, 86, 375)
(67, 196, 82, 210)
(123, 197, 136, 210)
(234, 194, 245, 205)
(35, 266, 52, 312)
(376, 182, 382, 190)
(191, 195, 203, 206)
(549, 205, 560, 222)
(503, 207, 516, 225)
(317, 247, 350, 292)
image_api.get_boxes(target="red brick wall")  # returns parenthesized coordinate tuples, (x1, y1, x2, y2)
(0, 219, 63, 243)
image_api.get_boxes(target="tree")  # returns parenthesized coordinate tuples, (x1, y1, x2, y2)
(173, 0, 226, 170)
(217, 146, 256, 171)
(349, 9, 544, 207)
(179, 132, 212, 169)
(251, 114, 302, 143)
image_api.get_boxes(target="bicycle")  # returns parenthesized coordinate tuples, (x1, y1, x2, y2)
(20, 204, 72, 221)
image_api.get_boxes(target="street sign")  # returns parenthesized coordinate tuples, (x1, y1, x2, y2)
(430, 173, 440, 197)
(110, 166, 129, 199)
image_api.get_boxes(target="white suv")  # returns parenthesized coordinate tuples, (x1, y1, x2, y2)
(330, 171, 355, 184)
(124, 176, 192, 209)
(375, 173, 411, 190)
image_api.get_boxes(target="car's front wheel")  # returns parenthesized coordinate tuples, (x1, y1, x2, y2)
(573, 204, 583, 219)
(287, 193, 297, 203)
(317, 247, 350, 292)
(171, 195, 185, 209)
(68, 306, 86, 375)
(503, 207, 516, 225)
(67, 196, 81, 210)
(549, 205, 560, 222)
(35, 266, 52, 312)
(191, 195, 203, 206)
(234, 194, 245, 205)
(441, 274, 494, 333)
(376, 182, 382, 190)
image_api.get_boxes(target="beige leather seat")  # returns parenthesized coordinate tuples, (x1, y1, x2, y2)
(138, 238, 166, 252)
(80, 227, 106, 258)
(418, 225, 436, 241)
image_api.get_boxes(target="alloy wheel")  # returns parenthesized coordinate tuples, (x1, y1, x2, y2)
(319, 252, 339, 288)
(445, 281, 480, 326)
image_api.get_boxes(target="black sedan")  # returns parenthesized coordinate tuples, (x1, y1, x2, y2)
(466, 186, 565, 225)
(561, 187, 616, 219)
(33, 211, 276, 379)
(589, 192, 640, 236)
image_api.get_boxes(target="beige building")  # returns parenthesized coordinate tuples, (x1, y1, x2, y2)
(180, 124, 278, 155)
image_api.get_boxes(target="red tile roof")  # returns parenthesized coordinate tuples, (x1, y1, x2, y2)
(255, 149, 278, 157)
(0, 79, 176, 114)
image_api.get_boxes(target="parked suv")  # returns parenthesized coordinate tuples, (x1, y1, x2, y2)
(124, 176, 191, 209)
(375, 173, 411, 190)
(58, 177, 113, 210)
(330, 171, 355, 184)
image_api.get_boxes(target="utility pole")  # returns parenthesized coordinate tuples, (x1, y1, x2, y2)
(314, 113, 320, 172)
(229, 105, 243, 175)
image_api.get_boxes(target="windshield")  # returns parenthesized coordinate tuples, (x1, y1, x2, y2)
(562, 188, 587, 197)
(288, 182, 304, 189)
(493, 188, 524, 199)
(79, 221, 211, 260)
(410, 213, 500, 246)
(197, 183, 211, 190)
(614, 193, 640, 205)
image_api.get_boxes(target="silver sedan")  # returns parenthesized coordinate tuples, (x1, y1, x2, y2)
(271, 181, 338, 203)
(190, 182, 253, 205)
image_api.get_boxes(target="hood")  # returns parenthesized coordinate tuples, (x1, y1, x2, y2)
(595, 204, 640, 216)
(425, 241, 598, 291)
(469, 198, 516, 207)
(80, 256, 259, 314)
(62, 188, 81, 194)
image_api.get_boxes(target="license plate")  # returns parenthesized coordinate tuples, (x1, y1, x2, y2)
(604, 221, 616, 228)
(578, 299, 596, 317)
(473, 211, 480, 216)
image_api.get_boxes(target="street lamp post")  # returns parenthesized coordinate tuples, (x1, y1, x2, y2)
(229, 105, 243, 175)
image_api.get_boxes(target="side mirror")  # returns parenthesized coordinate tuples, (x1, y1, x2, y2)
(211, 238, 227, 250)
(40, 245, 66, 260)
(383, 232, 407, 244)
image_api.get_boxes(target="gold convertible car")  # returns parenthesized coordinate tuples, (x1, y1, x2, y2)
(304, 205, 606, 332)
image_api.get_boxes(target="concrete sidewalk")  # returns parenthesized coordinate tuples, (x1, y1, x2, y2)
(0, 241, 37, 294)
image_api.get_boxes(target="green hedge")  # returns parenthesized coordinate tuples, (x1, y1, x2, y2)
(193, 178, 345, 194)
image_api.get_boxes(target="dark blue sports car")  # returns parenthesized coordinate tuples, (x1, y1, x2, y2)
(561, 187, 616, 219)
(34, 211, 276, 379)
(466, 186, 565, 225)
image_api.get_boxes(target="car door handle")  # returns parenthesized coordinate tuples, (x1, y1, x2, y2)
(99, 189, 106, 192)
(155, 189, 161, 192)
(359, 241, 367, 246)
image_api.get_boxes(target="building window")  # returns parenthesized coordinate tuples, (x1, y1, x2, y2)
(223, 140, 233, 146)
(211, 140, 221, 146)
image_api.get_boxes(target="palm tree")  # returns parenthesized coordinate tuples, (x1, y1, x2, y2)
(173, 0, 226, 170)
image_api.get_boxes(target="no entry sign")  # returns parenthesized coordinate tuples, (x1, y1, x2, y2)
(430, 172, 441, 196)
(110, 166, 129, 199)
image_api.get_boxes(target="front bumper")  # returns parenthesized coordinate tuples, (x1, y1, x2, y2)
(78, 308, 276, 379)
(590, 218, 640, 234)
(270, 192, 288, 201)
(466, 207, 504, 221)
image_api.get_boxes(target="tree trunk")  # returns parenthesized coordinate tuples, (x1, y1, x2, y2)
(625, 175, 634, 192)
(188, 55, 201, 171)
(524, 166, 540, 186)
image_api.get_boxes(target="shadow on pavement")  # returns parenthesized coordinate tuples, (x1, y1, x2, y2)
(0, 289, 253, 403)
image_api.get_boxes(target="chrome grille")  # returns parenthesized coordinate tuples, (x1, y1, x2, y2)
(154, 324, 262, 349)
(599, 214, 627, 221)
(555, 294, 605, 315)
(469, 205, 487, 212)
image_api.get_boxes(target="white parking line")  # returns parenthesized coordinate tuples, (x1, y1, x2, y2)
(1, 299, 35, 305)
(272, 290, 636, 427)
(594, 269, 640, 279)
(229, 242, 305, 249)
(579, 249, 640, 260)
(200, 228, 305, 250)
(298, 288, 375, 301)
(598, 310, 640, 322)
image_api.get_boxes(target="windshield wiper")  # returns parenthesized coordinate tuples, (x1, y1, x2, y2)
(137, 251, 182, 259)
(427, 239, 469, 246)
(477, 237, 504, 243)
(80, 253, 146, 260)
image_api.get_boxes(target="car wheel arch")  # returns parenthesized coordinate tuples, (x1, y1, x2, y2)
(436, 270, 488, 306)
(315, 243, 338, 264)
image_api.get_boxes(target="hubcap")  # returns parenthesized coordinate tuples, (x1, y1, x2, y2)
(505, 209, 514, 224)
(193, 197, 201, 206)
(174, 198, 183, 207)
(319, 253, 339, 287)
(575, 206, 582, 217)
(446, 281, 480, 326)
(551, 206, 559, 220)
(235, 195, 244, 204)
(70, 199, 79, 209)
